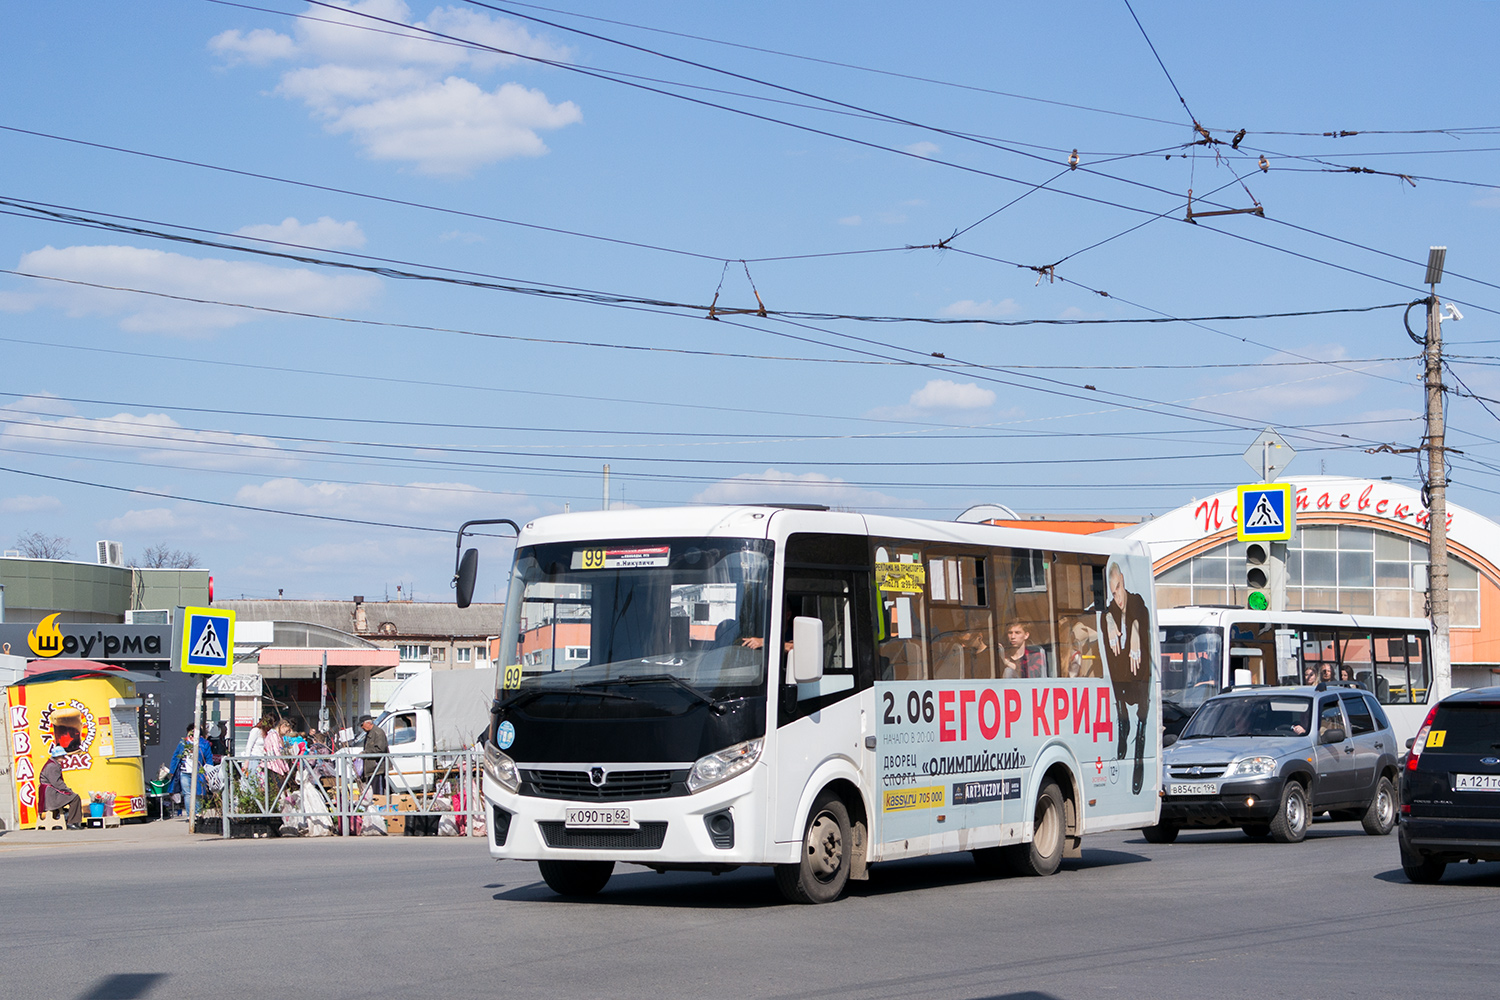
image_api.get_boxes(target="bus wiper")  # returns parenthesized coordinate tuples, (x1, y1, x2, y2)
(501, 685, 640, 711)
(585, 674, 730, 715)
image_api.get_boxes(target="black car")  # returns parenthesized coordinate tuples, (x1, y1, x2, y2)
(1398, 686, 1500, 882)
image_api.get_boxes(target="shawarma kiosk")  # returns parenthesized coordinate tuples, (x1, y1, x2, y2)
(6, 662, 150, 829)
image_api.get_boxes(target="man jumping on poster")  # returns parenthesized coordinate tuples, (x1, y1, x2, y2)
(1103, 559, 1152, 794)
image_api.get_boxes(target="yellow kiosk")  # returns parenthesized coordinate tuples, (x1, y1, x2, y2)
(6, 662, 149, 828)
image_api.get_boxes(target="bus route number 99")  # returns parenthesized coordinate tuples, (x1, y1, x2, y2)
(503, 664, 523, 690)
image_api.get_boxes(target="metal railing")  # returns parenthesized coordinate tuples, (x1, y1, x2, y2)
(219, 751, 485, 839)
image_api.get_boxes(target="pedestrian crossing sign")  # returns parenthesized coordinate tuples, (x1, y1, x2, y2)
(1237, 484, 1295, 542)
(180, 606, 236, 674)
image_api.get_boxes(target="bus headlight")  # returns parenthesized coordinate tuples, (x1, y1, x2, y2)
(688, 738, 763, 793)
(1231, 756, 1276, 777)
(484, 741, 521, 793)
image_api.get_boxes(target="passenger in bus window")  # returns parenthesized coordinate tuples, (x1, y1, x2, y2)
(1302, 665, 1319, 685)
(999, 622, 1046, 678)
(1103, 560, 1152, 794)
(1320, 663, 1335, 683)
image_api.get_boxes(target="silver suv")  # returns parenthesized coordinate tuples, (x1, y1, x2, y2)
(1144, 684, 1400, 844)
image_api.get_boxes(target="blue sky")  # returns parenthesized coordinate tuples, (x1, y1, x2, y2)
(2, 1, 1497, 601)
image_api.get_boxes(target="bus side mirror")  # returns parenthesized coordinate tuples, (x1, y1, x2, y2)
(791, 616, 825, 683)
(455, 548, 479, 608)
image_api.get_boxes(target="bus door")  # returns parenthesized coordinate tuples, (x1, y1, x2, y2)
(771, 558, 875, 845)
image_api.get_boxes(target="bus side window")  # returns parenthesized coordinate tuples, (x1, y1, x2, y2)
(984, 548, 1056, 678)
(1053, 554, 1105, 678)
(875, 543, 929, 680)
(927, 553, 994, 680)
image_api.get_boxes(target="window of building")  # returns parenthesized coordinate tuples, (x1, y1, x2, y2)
(565, 646, 590, 660)
(1156, 528, 1480, 628)
(397, 644, 430, 661)
(455, 647, 471, 663)
(432, 646, 445, 661)
(475, 646, 489, 661)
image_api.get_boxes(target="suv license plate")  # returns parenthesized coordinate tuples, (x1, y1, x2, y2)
(565, 807, 633, 828)
(1455, 774, 1500, 792)
(1170, 782, 1219, 796)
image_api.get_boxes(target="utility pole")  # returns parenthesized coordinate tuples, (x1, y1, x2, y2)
(1424, 246, 1451, 700)
(602, 464, 611, 511)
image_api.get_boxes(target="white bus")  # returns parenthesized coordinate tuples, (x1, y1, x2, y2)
(460, 505, 1162, 903)
(1157, 607, 1434, 744)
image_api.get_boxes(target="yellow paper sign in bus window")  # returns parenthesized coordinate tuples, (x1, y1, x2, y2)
(1426, 729, 1447, 748)
(876, 562, 926, 593)
(502, 664, 523, 690)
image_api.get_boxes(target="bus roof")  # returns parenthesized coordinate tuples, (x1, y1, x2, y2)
(1157, 606, 1431, 631)
(516, 505, 1149, 559)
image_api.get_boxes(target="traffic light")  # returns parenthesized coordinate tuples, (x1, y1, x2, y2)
(1245, 542, 1286, 611)
(1246, 543, 1271, 610)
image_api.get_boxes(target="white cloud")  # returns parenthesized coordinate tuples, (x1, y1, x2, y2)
(908, 379, 996, 411)
(691, 469, 907, 510)
(904, 141, 940, 158)
(837, 215, 862, 226)
(235, 216, 366, 249)
(0, 494, 61, 513)
(210, 1, 581, 175)
(12, 244, 380, 333)
(439, 229, 485, 243)
(234, 478, 523, 518)
(327, 78, 580, 174)
(1057, 305, 1105, 320)
(1203, 344, 1378, 416)
(1472, 193, 1500, 209)
(941, 298, 1020, 318)
(99, 508, 183, 535)
(209, 27, 298, 64)
(0, 402, 294, 472)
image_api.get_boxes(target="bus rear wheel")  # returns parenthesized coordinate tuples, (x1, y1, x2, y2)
(538, 860, 615, 897)
(776, 790, 852, 904)
(1004, 780, 1066, 877)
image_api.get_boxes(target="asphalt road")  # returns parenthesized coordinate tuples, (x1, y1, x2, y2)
(3, 818, 1498, 1000)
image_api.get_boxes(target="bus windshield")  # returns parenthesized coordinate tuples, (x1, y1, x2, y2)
(1159, 625, 1223, 713)
(1180, 695, 1313, 739)
(495, 537, 773, 703)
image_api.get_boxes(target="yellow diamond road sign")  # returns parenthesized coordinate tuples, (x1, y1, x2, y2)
(180, 606, 236, 675)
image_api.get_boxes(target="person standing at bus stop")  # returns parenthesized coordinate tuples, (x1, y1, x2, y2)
(1103, 560, 1153, 795)
(360, 715, 389, 796)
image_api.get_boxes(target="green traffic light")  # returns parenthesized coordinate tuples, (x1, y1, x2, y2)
(1247, 592, 1269, 611)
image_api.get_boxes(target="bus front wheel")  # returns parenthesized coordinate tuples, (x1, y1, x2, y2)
(1004, 780, 1066, 876)
(776, 790, 853, 904)
(538, 860, 615, 897)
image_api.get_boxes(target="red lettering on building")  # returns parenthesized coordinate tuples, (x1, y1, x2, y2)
(978, 689, 1002, 740)
(1195, 498, 1222, 532)
(1376, 499, 1390, 514)
(1317, 492, 1332, 510)
(1394, 504, 1411, 520)
(1339, 493, 1351, 509)
(1359, 485, 1373, 511)
(939, 690, 957, 742)
(1032, 687, 1053, 737)
(1296, 488, 1309, 511)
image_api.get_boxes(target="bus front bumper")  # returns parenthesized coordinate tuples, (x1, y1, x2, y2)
(483, 765, 767, 867)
